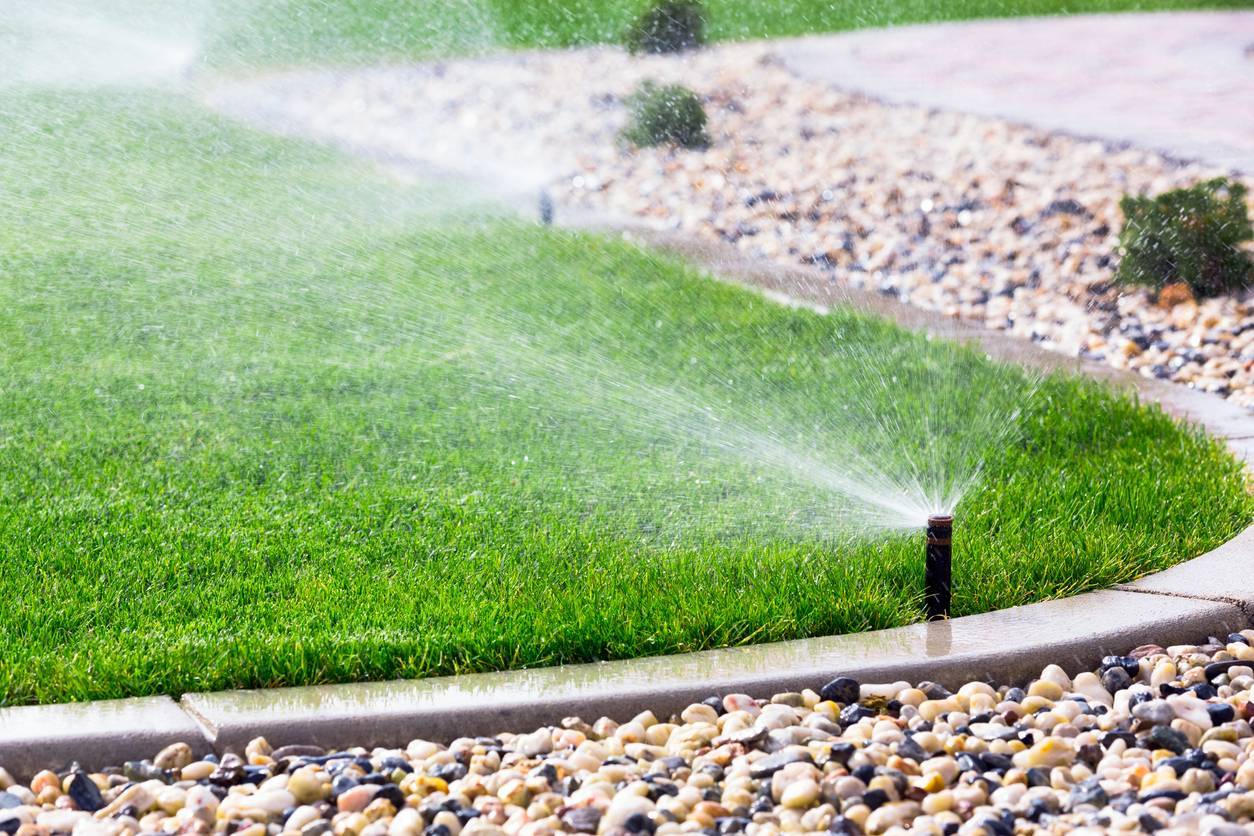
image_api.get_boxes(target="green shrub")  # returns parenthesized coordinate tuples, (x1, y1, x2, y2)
(624, 0, 706, 54)
(1116, 177, 1254, 298)
(622, 81, 709, 149)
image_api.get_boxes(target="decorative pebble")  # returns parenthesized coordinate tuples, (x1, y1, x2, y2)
(14, 636, 1254, 832)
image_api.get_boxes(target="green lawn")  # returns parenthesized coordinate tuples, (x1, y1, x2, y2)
(4, 0, 1253, 705)
(0, 89, 1248, 705)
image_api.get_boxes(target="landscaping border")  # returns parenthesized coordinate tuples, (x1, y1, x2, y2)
(2, 223, 1251, 780)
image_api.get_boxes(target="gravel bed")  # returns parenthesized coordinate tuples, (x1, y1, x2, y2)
(209, 45, 1254, 407)
(11, 635, 1254, 835)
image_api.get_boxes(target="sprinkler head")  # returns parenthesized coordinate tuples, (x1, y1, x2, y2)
(538, 191, 554, 226)
(925, 514, 953, 621)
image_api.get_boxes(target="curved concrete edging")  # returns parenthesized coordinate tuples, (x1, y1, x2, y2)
(1, 221, 1252, 781)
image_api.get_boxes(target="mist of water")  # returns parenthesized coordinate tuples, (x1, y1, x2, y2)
(2, 0, 1045, 549)
(1, 1, 202, 89)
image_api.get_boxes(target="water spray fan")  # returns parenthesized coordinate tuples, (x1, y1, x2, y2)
(925, 514, 952, 620)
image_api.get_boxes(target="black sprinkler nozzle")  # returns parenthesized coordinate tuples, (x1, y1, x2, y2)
(925, 514, 953, 621)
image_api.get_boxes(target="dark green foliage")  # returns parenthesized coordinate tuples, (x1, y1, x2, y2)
(624, 0, 706, 54)
(1116, 178, 1254, 298)
(622, 81, 709, 149)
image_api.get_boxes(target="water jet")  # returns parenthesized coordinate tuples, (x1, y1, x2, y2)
(925, 514, 953, 620)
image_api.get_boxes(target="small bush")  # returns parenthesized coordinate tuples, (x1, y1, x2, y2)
(1116, 177, 1253, 298)
(624, 0, 706, 54)
(621, 81, 709, 149)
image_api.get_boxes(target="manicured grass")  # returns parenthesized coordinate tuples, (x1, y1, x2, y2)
(200, 0, 1254, 68)
(0, 91, 1249, 705)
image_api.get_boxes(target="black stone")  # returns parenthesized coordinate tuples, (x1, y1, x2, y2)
(209, 765, 246, 787)
(529, 763, 558, 784)
(1139, 789, 1186, 805)
(839, 704, 875, 724)
(715, 817, 751, 835)
(558, 776, 581, 796)
(1100, 667, 1132, 694)
(1208, 703, 1236, 724)
(861, 789, 889, 810)
(748, 797, 773, 815)
(1204, 660, 1243, 682)
(330, 775, 360, 798)
(376, 785, 405, 809)
(851, 765, 876, 784)
(975, 815, 1013, 836)
(917, 681, 952, 700)
(1137, 814, 1164, 834)
(1023, 799, 1051, 822)
(560, 807, 601, 834)
(1160, 756, 1192, 776)
(702, 697, 725, 715)
(956, 753, 982, 774)
(982, 752, 1014, 773)
(820, 677, 861, 705)
(1069, 778, 1108, 808)
(826, 742, 855, 767)
(895, 737, 928, 763)
(749, 749, 813, 779)
(455, 809, 480, 826)
(67, 772, 105, 813)
(1077, 744, 1103, 769)
(700, 764, 724, 781)
(1100, 655, 1140, 676)
(1189, 683, 1219, 700)
(0, 817, 18, 836)
(1148, 726, 1189, 755)
(422, 826, 450, 836)
(242, 766, 272, 784)
(378, 756, 413, 774)
(1026, 768, 1051, 788)
(1228, 633, 1249, 645)
(827, 815, 864, 835)
(429, 763, 467, 782)
(623, 812, 656, 834)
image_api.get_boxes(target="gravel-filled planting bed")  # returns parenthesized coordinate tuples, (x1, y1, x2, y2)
(211, 44, 1254, 407)
(11, 634, 1254, 834)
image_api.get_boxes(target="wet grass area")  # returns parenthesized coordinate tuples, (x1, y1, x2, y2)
(1, 89, 1248, 705)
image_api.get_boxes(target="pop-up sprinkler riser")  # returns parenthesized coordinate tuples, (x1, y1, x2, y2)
(925, 514, 952, 620)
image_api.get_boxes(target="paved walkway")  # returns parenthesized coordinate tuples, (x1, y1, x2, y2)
(781, 11, 1254, 173)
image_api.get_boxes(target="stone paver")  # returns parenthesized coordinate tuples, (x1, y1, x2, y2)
(781, 12, 1254, 173)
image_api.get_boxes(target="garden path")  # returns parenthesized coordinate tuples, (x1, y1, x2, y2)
(781, 11, 1254, 173)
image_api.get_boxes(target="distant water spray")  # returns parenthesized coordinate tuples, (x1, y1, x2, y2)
(0, 0, 1044, 549)
(0, 1, 200, 89)
(393, 296, 1040, 542)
